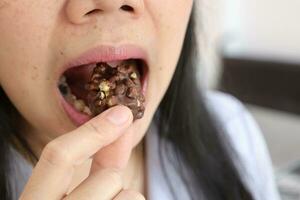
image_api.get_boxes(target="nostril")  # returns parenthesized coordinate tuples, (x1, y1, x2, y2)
(85, 9, 103, 16)
(120, 5, 134, 12)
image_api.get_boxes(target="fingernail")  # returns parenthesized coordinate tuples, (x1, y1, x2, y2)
(105, 106, 131, 125)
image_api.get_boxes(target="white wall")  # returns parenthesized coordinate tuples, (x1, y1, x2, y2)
(222, 0, 300, 63)
(196, 0, 222, 88)
(219, 0, 300, 168)
(197, 0, 300, 87)
(248, 105, 300, 168)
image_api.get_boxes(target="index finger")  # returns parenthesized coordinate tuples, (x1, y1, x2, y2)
(20, 105, 133, 200)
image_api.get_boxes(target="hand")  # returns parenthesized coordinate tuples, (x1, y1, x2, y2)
(19, 105, 145, 200)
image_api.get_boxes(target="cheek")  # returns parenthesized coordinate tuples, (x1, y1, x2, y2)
(153, 0, 193, 81)
(130, 1, 193, 146)
(151, 0, 193, 98)
(0, 7, 38, 90)
(0, 2, 58, 70)
(0, 2, 71, 135)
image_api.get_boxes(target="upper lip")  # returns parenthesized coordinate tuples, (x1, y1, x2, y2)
(58, 44, 148, 79)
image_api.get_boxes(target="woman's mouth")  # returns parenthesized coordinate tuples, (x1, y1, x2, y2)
(57, 56, 148, 126)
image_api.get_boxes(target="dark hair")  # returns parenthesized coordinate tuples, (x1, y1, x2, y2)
(154, 6, 254, 200)
(0, 4, 253, 200)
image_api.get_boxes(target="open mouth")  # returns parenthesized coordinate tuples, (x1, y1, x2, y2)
(57, 58, 148, 124)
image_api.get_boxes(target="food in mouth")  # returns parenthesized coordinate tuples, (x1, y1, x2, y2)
(86, 60, 145, 119)
(58, 59, 145, 120)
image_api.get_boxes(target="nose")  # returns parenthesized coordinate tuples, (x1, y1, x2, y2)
(65, 0, 145, 24)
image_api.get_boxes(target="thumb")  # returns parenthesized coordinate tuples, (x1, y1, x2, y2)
(89, 128, 134, 174)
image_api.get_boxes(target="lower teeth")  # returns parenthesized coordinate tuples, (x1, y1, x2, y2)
(58, 75, 92, 116)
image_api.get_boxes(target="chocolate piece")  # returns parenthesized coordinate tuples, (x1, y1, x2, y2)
(86, 60, 145, 120)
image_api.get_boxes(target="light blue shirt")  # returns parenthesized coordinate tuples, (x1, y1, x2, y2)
(145, 92, 280, 200)
(10, 91, 280, 200)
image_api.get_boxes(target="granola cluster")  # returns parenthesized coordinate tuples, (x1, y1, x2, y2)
(86, 60, 145, 120)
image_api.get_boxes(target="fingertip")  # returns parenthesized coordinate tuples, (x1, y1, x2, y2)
(104, 105, 133, 125)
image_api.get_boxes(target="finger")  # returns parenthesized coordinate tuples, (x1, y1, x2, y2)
(64, 168, 123, 200)
(20, 106, 133, 200)
(113, 189, 146, 200)
(90, 128, 134, 174)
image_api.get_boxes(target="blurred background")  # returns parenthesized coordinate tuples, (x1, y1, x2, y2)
(198, 0, 300, 199)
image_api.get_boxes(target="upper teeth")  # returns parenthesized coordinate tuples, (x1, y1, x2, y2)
(107, 61, 123, 68)
(59, 75, 67, 84)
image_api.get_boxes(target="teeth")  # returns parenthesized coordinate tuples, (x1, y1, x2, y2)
(88, 63, 97, 68)
(59, 75, 67, 84)
(59, 75, 92, 116)
(107, 61, 122, 68)
(83, 106, 92, 115)
(58, 76, 70, 97)
(73, 98, 92, 116)
(73, 99, 86, 112)
(71, 94, 77, 101)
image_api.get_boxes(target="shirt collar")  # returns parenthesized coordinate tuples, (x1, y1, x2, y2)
(145, 122, 191, 200)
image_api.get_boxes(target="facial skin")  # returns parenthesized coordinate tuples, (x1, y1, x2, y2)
(0, 0, 193, 166)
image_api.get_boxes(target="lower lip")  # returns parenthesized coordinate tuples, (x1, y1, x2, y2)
(58, 71, 149, 126)
(59, 94, 92, 126)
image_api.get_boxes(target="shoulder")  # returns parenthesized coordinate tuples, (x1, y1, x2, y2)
(205, 91, 263, 146)
(205, 91, 262, 152)
(205, 91, 247, 123)
(205, 91, 261, 152)
(204, 91, 262, 173)
(204, 91, 280, 200)
(9, 145, 33, 200)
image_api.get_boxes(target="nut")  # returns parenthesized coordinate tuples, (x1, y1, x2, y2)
(137, 99, 141, 107)
(99, 80, 110, 95)
(99, 91, 106, 100)
(130, 72, 137, 79)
